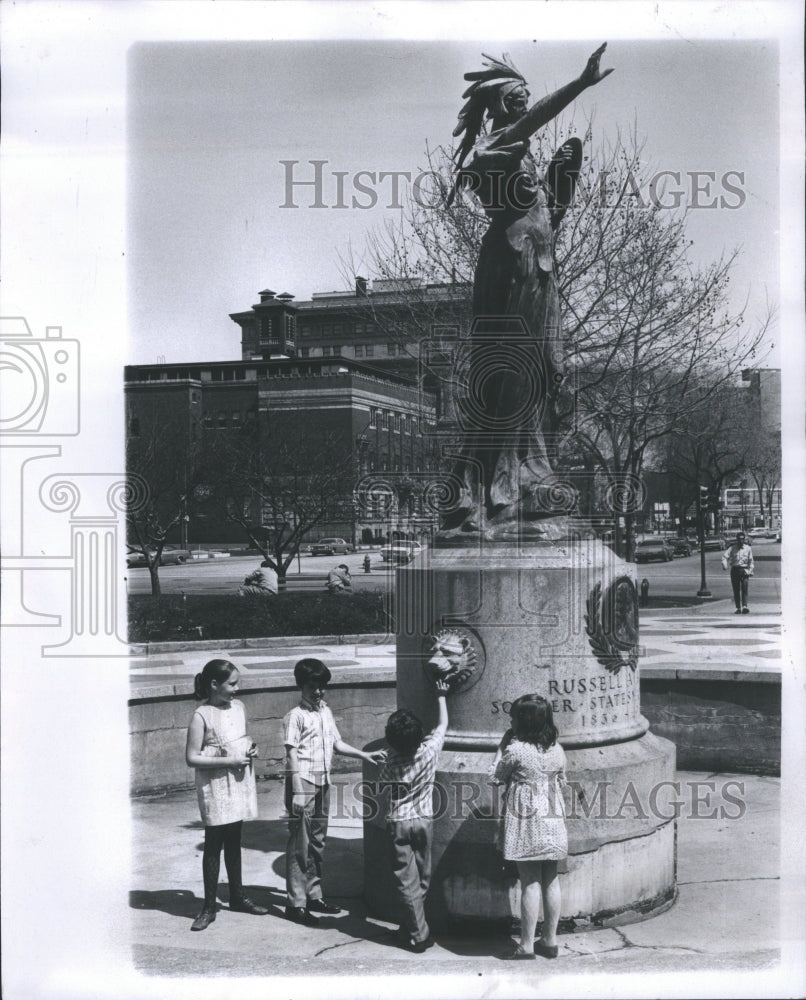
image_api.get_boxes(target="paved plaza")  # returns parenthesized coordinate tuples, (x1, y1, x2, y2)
(131, 769, 781, 981)
(129, 600, 781, 694)
(128, 593, 792, 990)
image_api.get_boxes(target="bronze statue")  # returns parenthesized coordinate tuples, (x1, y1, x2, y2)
(440, 45, 613, 539)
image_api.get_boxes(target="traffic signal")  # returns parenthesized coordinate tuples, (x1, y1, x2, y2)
(699, 486, 722, 512)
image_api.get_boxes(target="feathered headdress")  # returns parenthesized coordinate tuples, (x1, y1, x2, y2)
(452, 53, 527, 171)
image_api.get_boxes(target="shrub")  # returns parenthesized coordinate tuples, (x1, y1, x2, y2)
(128, 591, 390, 643)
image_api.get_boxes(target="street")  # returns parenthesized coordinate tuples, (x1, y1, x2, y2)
(125, 540, 781, 605)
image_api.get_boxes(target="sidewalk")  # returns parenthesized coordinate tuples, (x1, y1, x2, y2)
(131, 770, 780, 979)
(129, 598, 782, 695)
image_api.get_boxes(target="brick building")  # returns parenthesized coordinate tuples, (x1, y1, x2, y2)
(125, 355, 438, 546)
(230, 278, 472, 383)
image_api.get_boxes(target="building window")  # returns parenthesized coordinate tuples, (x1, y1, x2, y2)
(259, 317, 273, 343)
(365, 344, 374, 357)
(354, 345, 364, 358)
(203, 413, 213, 428)
(387, 343, 396, 355)
(191, 391, 200, 402)
(393, 412, 400, 431)
(217, 411, 227, 428)
(321, 323, 332, 337)
(332, 345, 342, 355)
(333, 322, 343, 336)
(232, 411, 241, 426)
(400, 414, 406, 433)
(301, 347, 310, 358)
(323, 346, 332, 357)
(382, 410, 389, 429)
(235, 368, 245, 380)
(370, 408, 378, 428)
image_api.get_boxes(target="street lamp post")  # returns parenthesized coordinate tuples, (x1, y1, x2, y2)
(697, 485, 711, 597)
(179, 494, 189, 549)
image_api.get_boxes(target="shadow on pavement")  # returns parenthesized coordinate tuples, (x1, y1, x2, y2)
(129, 884, 289, 921)
(241, 818, 289, 855)
(129, 888, 202, 919)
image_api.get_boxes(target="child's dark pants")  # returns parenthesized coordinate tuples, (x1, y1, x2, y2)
(387, 817, 432, 944)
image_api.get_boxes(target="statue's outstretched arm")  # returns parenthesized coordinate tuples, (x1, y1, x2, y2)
(492, 43, 613, 149)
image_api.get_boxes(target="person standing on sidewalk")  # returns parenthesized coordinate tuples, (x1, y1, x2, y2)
(185, 659, 268, 931)
(283, 658, 385, 925)
(377, 680, 451, 953)
(722, 531, 754, 614)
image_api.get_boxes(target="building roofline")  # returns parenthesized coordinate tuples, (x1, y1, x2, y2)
(123, 355, 422, 388)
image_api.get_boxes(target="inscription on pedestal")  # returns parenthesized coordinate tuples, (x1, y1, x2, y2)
(491, 666, 638, 728)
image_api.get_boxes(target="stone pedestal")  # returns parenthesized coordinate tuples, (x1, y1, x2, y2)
(363, 538, 677, 929)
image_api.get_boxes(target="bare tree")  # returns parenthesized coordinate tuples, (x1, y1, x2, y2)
(741, 423, 782, 527)
(343, 120, 774, 556)
(207, 426, 359, 590)
(126, 416, 201, 596)
(659, 378, 755, 533)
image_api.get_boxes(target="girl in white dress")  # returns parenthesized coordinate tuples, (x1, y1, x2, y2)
(185, 659, 267, 931)
(491, 693, 567, 960)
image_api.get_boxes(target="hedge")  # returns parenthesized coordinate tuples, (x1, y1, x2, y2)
(128, 591, 391, 643)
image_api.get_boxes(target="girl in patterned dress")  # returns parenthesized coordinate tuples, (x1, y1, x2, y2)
(491, 693, 567, 960)
(185, 659, 268, 931)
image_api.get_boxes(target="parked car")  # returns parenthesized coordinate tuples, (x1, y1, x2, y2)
(310, 537, 354, 556)
(667, 536, 695, 557)
(126, 545, 191, 568)
(701, 535, 727, 551)
(380, 540, 423, 564)
(748, 527, 778, 540)
(634, 537, 675, 563)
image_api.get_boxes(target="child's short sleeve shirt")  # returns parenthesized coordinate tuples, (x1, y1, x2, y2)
(378, 730, 445, 821)
(283, 699, 341, 786)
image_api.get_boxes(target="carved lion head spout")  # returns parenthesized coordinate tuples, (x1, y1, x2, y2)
(426, 628, 477, 689)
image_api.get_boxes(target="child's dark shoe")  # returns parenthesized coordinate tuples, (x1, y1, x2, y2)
(286, 905, 319, 926)
(230, 894, 269, 915)
(499, 946, 535, 960)
(534, 940, 559, 959)
(409, 936, 435, 954)
(190, 907, 216, 931)
(307, 898, 342, 914)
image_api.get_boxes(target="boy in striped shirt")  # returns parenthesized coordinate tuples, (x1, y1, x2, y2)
(378, 679, 450, 952)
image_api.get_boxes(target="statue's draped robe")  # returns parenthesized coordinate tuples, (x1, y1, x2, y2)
(451, 133, 565, 525)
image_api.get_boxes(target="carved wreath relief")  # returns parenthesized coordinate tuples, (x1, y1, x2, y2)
(423, 626, 486, 693)
(585, 576, 639, 674)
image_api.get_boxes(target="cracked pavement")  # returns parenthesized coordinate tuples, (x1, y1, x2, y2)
(131, 770, 780, 981)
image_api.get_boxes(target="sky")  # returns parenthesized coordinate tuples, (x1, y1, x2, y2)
(127, 37, 782, 365)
